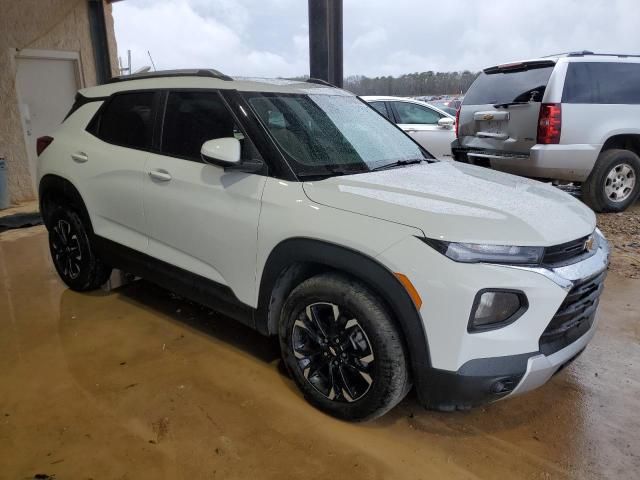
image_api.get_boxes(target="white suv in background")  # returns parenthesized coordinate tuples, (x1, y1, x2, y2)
(38, 70, 609, 420)
(362, 96, 455, 159)
(453, 51, 640, 212)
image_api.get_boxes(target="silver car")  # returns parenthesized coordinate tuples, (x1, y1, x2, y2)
(452, 51, 640, 212)
(362, 96, 455, 160)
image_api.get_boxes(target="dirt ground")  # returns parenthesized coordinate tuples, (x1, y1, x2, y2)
(596, 202, 640, 279)
(1, 226, 639, 480)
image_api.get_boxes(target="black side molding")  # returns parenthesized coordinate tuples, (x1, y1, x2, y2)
(92, 236, 255, 328)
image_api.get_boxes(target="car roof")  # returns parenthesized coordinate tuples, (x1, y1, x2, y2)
(80, 71, 354, 98)
(481, 52, 640, 73)
(361, 95, 455, 118)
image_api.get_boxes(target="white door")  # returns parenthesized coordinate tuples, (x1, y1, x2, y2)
(143, 91, 266, 305)
(390, 101, 455, 159)
(73, 92, 154, 252)
(15, 53, 80, 191)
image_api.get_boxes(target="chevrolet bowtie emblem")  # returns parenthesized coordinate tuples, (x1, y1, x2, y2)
(482, 113, 494, 121)
(585, 235, 595, 252)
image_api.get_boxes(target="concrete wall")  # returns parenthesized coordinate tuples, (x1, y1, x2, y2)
(0, 0, 119, 204)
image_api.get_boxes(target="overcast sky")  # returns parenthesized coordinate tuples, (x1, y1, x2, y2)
(113, 0, 638, 78)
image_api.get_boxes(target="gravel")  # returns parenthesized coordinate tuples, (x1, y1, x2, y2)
(597, 203, 640, 279)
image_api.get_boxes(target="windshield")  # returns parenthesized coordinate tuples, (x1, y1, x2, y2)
(244, 93, 428, 176)
(463, 65, 554, 106)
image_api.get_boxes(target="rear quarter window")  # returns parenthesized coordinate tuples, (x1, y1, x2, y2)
(562, 62, 640, 104)
(90, 91, 155, 149)
(463, 65, 554, 106)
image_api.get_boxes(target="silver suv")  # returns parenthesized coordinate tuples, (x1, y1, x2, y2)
(452, 51, 640, 212)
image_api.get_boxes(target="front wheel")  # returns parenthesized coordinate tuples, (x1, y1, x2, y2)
(48, 207, 112, 291)
(583, 149, 640, 212)
(279, 273, 410, 421)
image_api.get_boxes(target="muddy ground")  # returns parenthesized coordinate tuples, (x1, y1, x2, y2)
(0, 222, 638, 480)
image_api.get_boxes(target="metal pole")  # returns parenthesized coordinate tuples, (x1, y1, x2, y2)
(308, 0, 343, 87)
(87, 0, 112, 84)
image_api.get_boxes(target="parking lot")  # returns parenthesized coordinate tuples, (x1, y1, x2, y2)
(1, 208, 638, 480)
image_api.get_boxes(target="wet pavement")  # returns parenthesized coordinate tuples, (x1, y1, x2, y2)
(1, 226, 638, 479)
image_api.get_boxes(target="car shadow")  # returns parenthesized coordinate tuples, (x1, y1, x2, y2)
(114, 279, 282, 364)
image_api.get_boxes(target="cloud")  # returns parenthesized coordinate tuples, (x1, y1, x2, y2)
(113, 0, 640, 77)
(113, 0, 307, 76)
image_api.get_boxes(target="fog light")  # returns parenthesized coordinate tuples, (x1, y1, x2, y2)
(468, 290, 528, 332)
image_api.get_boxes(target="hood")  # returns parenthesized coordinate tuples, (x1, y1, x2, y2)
(302, 162, 596, 246)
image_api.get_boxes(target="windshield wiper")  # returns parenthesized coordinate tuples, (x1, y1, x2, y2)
(296, 165, 366, 179)
(369, 158, 424, 172)
(493, 101, 530, 108)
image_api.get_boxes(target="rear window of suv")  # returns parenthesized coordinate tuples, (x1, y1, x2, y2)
(463, 64, 554, 106)
(562, 62, 640, 104)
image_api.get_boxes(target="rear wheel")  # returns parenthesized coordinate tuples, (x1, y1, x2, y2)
(48, 207, 112, 291)
(583, 149, 640, 212)
(279, 273, 410, 421)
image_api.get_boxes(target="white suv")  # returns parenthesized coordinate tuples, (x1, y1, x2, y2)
(37, 69, 610, 420)
(453, 51, 640, 212)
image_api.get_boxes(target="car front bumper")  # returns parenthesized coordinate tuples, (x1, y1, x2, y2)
(379, 229, 610, 410)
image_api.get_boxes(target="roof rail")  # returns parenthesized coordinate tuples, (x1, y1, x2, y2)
(543, 50, 640, 58)
(306, 77, 336, 87)
(107, 69, 233, 84)
(543, 50, 594, 58)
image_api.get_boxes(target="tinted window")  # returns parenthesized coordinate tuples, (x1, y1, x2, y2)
(369, 101, 391, 119)
(162, 91, 260, 162)
(463, 65, 554, 105)
(392, 102, 441, 124)
(96, 92, 155, 149)
(562, 62, 640, 104)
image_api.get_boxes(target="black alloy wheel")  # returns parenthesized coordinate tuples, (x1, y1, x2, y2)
(51, 218, 83, 280)
(280, 273, 410, 421)
(47, 207, 111, 291)
(291, 302, 375, 402)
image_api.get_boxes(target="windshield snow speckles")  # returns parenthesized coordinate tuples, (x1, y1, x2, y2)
(245, 92, 425, 176)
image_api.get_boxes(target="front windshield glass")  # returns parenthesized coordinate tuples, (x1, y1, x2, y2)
(243, 93, 429, 175)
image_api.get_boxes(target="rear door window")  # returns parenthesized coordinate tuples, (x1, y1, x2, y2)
(463, 65, 554, 106)
(94, 92, 155, 149)
(562, 62, 640, 104)
(369, 101, 392, 120)
(392, 102, 441, 124)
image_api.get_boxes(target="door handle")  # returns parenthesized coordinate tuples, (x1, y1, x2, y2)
(404, 129, 418, 133)
(148, 169, 172, 182)
(71, 152, 88, 163)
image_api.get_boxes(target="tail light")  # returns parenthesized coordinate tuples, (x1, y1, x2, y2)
(36, 136, 54, 156)
(537, 103, 561, 144)
(455, 107, 460, 138)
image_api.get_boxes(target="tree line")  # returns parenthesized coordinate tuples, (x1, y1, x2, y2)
(343, 71, 480, 96)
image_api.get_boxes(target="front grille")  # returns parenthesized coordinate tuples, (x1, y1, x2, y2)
(542, 235, 590, 266)
(539, 271, 606, 355)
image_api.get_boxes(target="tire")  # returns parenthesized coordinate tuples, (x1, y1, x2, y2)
(583, 149, 640, 212)
(47, 206, 112, 291)
(279, 272, 410, 421)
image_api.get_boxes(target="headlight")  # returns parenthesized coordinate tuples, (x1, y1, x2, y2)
(421, 238, 544, 264)
(469, 290, 528, 332)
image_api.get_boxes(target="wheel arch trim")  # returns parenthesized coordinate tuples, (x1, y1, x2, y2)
(39, 174, 93, 233)
(256, 237, 433, 399)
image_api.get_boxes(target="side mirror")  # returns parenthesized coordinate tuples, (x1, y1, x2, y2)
(438, 117, 455, 129)
(201, 138, 241, 166)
